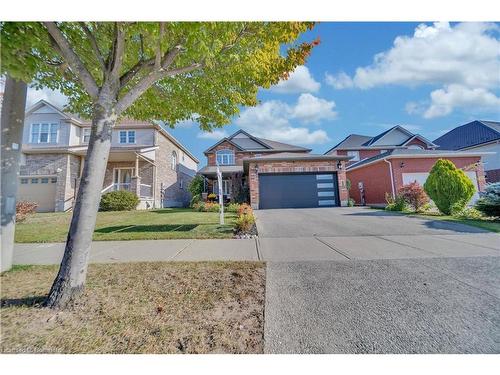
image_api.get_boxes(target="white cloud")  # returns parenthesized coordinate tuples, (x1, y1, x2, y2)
(423, 84, 500, 119)
(327, 22, 500, 118)
(325, 71, 354, 89)
(271, 66, 321, 94)
(26, 87, 67, 108)
(197, 129, 229, 139)
(234, 94, 335, 145)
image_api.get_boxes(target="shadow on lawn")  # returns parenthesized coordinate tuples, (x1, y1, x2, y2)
(1, 295, 46, 308)
(149, 208, 194, 214)
(95, 224, 199, 234)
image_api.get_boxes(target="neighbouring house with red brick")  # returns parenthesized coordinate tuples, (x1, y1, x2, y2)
(325, 126, 489, 205)
(198, 130, 350, 209)
(433, 120, 500, 183)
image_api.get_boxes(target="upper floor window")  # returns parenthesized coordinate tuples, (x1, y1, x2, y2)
(83, 128, 91, 143)
(119, 130, 136, 144)
(171, 151, 177, 170)
(216, 149, 235, 165)
(31, 123, 58, 144)
(347, 150, 360, 162)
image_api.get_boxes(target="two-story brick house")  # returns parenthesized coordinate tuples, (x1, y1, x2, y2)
(198, 129, 351, 209)
(17, 100, 198, 212)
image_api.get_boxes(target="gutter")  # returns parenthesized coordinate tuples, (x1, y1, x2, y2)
(384, 158, 396, 199)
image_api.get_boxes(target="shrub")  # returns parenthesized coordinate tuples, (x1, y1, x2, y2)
(192, 202, 205, 212)
(226, 203, 241, 213)
(346, 179, 352, 191)
(99, 190, 139, 211)
(204, 202, 220, 212)
(398, 181, 429, 212)
(207, 193, 217, 201)
(424, 159, 475, 215)
(235, 213, 255, 233)
(347, 198, 355, 207)
(475, 182, 500, 217)
(16, 201, 38, 222)
(450, 204, 484, 220)
(237, 203, 253, 217)
(385, 193, 407, 212)
(190, 194, 202, 208)
(188, 175, 204, 197)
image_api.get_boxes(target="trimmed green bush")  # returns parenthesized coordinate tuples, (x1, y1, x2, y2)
(190, 194, 202, 208)
(226, 203, 241, 213)
(475, 182, 500, 217)
(99, 190, 139, 211)
(188, 175, 204, 196)
(423, 159, 475, 215)
(385, 193, 407, 212)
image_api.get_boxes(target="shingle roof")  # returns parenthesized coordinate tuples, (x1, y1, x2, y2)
(198, 165, 244, 175)
(325, 134, 373, 153)
(255, 137, 311, 152)
(244, 152, 351, 162)
(433, 120, 500, 150)
(347, 148, 488, 170)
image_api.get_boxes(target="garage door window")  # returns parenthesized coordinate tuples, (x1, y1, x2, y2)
(20, 178, 28, 184)
(41, 178, 49, 184)
(316, 174, 333, 180)
(31, 178, 39, 184)
(317, 182, 334, 189)
(51, 177, 57, 183)
(318, 200, 336, 206)
(318, 191, 335, 197)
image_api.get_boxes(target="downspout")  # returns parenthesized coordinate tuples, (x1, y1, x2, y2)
(384, 158, 396, 199)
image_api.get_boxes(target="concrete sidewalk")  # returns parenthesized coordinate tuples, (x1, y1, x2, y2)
(13, 239, 260, 265)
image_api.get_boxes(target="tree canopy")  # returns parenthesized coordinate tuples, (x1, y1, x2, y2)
(1, 22, 316, 129)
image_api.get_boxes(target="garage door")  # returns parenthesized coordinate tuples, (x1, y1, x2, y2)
(17, 176, 57, 212)
(402, 172, 480, 204)
(259, 172, 339, 209)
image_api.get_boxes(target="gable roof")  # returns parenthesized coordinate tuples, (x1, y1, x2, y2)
(203, 129, 311, 154)
(25, 99, 85, 124)
(347, 148, 491, 171)
(433, 120, 500, 150)
(325, 134, 373, 154)
(363, 125, 414, 146)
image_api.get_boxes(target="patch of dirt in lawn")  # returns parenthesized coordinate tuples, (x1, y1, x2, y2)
(0, 262, 265, 354)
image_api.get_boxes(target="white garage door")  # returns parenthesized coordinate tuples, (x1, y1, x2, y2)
(17, 176, 57, 212)
(402, 172, 480, 204)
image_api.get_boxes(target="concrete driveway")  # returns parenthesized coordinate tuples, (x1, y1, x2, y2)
(256, 207, 500, 353)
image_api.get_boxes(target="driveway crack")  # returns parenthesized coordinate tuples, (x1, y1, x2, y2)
(314, 236, 351, 260)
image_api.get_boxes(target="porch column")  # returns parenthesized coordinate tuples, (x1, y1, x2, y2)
(131, 154, 141, 197)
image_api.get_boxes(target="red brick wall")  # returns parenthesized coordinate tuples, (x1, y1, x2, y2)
(486, 168, 500, 183)
(347, 156, 485, 205)
(248, 160, 349, 209)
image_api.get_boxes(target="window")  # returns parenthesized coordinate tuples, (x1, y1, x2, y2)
(51, 177, 58, 183)
(119, 130, 136, 144)
(408, 145, 424, 150)
(380, 149, 388, 154)
(171, 151, 177, 170)
(83, 128, 91, 143)
(216, 149, 235, 165)
(41, 178, 49, 184)
(20, 178, 28, 184)
(179, 178, 183, 189)
(214, 179, 231, 195)
(31, 178, 39, 184)
(347, 151, 360, 161)
(316, 174, 333, 180)
(30, 123, 58, 144)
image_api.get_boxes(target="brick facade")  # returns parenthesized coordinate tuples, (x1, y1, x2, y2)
(347, 156, 485, 205)
(206, 140, 292, 166)
(486, 168, 500, 183)
(248, 159, 349, 209)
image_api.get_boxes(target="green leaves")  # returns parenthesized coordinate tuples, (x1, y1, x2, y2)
(1, 22, 316, 128)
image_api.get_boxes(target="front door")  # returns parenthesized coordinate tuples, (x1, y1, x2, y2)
(114, 168, 133, 191)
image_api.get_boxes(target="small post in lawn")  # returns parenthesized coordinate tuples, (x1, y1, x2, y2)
(216, 162, 224, 225)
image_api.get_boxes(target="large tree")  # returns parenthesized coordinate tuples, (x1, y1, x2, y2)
(1, 22, 316, 308)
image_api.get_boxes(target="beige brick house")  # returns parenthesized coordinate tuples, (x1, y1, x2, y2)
(18, 100, 198, 212)
(198, 129, 350, 209)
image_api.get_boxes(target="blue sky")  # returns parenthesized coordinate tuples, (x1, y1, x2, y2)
(28, 22, 500, 165)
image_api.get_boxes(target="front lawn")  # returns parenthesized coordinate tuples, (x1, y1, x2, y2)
(15, 208, 237, 243)
(0, 262, 265, 354)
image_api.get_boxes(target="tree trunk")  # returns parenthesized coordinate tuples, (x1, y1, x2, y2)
(1, 77, 27, 272)
(45, 99, 116, 308)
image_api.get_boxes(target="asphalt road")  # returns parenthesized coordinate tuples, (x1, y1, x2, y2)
(264, 256, 500, 353)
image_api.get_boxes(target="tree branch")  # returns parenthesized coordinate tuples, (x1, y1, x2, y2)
(155, 22, 165, 69)
(109, 22, 126, 79)
(115, 61, 203, 115)
(79, 22, 105, 71)
(43, 22, 99, 99)
(119, 57, 155, 88)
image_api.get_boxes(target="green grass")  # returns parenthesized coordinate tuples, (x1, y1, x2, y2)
(411, 213, 500, 233)
(15, 208, 237, 243)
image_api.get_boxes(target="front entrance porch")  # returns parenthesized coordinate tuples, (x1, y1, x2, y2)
(198, 165, 248, 203)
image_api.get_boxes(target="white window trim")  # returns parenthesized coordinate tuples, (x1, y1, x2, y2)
(347, 150, 360, 162)
(214, 179, 231, 195)
(82, 128, 91, 144)
(30, 123, 59, 144)
(215, 149, 235, 165)
(118, 130, 136, 144)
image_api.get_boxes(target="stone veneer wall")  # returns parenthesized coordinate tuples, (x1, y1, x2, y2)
(248, 159, 349, 209)
(155, 130, 194, 208)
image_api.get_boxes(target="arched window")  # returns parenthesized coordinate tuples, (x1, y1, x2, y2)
(171, 151, 177, 170)
(216, 149, 235, 165)
(407, 145, 424, 150)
